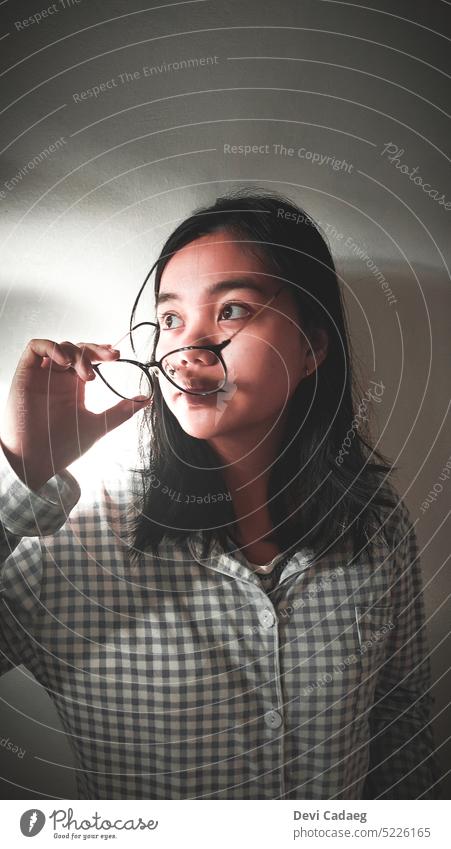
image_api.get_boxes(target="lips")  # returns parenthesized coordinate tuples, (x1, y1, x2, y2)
(179, 391, 216, 405)
(185, 380, 211, 391)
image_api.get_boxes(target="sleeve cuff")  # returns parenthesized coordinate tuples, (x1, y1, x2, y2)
(0, 444, 81, 536)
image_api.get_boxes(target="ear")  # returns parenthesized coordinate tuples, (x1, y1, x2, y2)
(306, 328, 329, 372)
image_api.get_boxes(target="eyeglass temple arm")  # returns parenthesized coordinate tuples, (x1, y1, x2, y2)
(111, 321, 158, 350)
(222, 282, 287, 344)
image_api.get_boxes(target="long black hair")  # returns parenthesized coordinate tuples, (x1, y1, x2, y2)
(128, 187, 397, 564)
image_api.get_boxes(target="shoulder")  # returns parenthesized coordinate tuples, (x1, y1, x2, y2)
(38, 442, 145, 569)
(366, 479, 416, 554)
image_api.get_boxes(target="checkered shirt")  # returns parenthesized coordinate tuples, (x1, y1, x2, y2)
(0, 445, 441, 800)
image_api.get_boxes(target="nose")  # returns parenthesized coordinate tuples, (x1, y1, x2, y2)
(162, 345, 225, 392)
(178, 348, 219, 368)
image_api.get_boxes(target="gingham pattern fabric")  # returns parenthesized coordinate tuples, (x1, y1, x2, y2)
(0, 445, 440, 800)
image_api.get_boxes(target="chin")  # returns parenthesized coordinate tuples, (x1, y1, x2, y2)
(164, 391, 233, 433)
(179, 424, 219, 440)
(175, 409, 231, 440)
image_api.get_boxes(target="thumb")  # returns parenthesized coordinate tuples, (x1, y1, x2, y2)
(96, 395, 152, 435)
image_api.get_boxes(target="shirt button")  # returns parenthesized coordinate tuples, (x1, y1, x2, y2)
(264, 710, 283, 729)
(258, 608, 275, 628)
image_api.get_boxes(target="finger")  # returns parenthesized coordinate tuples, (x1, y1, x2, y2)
(75, 343, 122, 362)
(22, 339, 120, 382)
(59, 342, 120, 382)
(94, 395, 152, 435)
(40, 356, 74, 373)
(71, 343, 121, 380)
(22, 338, 75, 369)
(54, 342, 94, 381)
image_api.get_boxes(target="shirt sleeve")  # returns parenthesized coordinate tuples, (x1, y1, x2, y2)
(362, 499, 443, 799)
(0, 444, 81, 677)
(0, 442, 81, 546)
(0, 535, 44, 678)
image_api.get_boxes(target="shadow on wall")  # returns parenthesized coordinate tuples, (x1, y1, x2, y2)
(0, 666, 77, 798)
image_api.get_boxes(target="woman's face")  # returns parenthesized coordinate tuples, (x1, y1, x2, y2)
(154, 230, 323, 441)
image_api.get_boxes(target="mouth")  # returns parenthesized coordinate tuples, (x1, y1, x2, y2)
(178, 391, 217, 405)
(185, 379, 213, 391)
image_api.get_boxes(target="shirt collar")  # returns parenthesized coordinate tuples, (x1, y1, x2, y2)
(187, 528, 315, 587)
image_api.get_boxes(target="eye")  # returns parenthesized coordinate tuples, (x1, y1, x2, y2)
(158, 312, 183, 329)
(219, 303, 250, 321)
(158, 302, 250, 329)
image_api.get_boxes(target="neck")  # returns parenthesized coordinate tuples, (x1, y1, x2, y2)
(208, 416, 287, 547)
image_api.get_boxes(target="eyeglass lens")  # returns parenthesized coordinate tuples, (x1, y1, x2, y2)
(95, 324, 156, 401)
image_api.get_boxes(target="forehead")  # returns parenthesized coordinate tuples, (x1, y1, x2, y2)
(159, 232, 269, 291)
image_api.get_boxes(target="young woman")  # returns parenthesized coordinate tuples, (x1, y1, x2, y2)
(0, 189, 440, 800)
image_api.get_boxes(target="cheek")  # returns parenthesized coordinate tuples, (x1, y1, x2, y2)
(226, 334, 304, 395)
(156, 332, 305, 421)
(158, 378, 177, 409)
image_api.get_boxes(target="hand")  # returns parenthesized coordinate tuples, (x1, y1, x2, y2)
(0, 338, 151, 490)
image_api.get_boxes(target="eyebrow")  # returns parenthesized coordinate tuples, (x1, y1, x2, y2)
(156, 277, 271, 307)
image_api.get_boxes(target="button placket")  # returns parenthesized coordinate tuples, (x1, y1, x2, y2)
(254, 594, 286, 797)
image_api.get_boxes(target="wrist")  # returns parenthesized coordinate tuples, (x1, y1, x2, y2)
(0, 440, 49, 491)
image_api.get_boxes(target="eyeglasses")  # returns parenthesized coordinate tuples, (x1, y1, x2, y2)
(92, 283, 286, 401)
